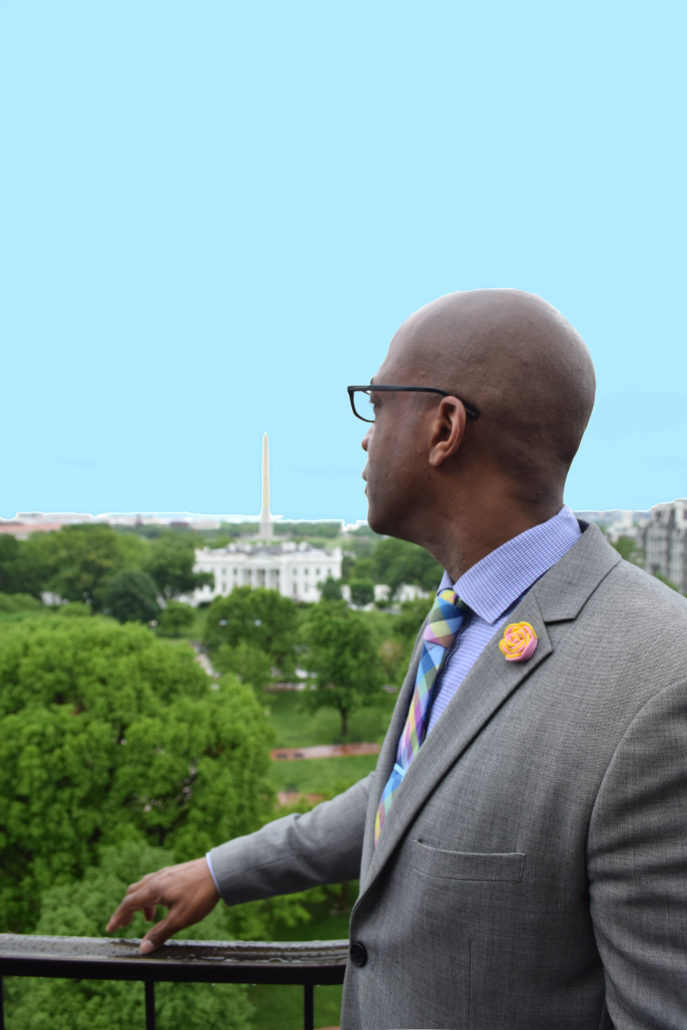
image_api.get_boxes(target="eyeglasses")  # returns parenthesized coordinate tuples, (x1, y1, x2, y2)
(347, 385, 481, 424)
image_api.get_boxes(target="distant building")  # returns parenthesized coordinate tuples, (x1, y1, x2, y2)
(574, 508, 650, 543)
(642, 500, 687, 592)
(192, 539, 342, 604)
(188, 434, 342, 604)
(0, 520, 63, 539)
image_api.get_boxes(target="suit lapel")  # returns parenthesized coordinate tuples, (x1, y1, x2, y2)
(358, 524, 621, 894)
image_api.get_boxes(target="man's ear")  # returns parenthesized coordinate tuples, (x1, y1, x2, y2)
(428, 397, 468, 467)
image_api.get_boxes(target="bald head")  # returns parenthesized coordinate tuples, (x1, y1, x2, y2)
(386, 289, 595, 506)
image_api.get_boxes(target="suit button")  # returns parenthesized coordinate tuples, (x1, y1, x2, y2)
(349, 941, 367, 967)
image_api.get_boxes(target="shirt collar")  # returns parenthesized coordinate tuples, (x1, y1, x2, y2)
(438, 505, 582, 624)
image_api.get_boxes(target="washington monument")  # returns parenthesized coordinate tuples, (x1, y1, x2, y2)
(258, 432, 273, 541)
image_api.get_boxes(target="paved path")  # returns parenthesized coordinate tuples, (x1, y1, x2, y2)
(276, 791, 326, 806)
(270, 742, 380, 760)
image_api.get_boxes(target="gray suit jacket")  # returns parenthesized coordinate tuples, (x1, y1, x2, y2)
(210, 525, 687, 1028)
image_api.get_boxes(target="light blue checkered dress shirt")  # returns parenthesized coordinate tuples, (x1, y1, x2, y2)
(426, 505, 581, 734)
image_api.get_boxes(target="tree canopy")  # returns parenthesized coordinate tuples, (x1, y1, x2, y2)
(301, 601, 385, 737)
(40, 524, 128, 609)
(156, 599, 196, 637)
(144, 532, 213, 600)
(320, 575, 343, 601)
(0, 532, 53, 597)
(371, 537, 441, 596)
(341, 536, 441, 599)
(349, 578, 375, 607)
(101, 569, 161, 623)
(203, 587, 300, 677)
(0, 617, 274, 934)
(610, 534, 644, 565)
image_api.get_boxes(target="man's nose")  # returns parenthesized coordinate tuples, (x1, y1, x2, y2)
(361, 427, 372, 451)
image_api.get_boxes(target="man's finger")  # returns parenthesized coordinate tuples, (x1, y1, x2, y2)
(106, 883, 159, 932)
(140, 914, 178, 954)
(106, 903, 132, 932)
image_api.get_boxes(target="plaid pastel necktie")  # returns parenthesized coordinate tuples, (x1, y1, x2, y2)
(374, 588, 467, 845)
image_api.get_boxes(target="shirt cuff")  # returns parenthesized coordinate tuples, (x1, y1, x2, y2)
(205, 852, 220, 895)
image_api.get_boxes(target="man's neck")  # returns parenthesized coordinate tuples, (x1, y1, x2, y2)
(423, 500, 565, 581)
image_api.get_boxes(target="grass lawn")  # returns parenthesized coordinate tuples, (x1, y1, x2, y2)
(246, 981, 343, 1030)
(270, 754, 377, 797)
(248, 899, 350, 1030)
(264, 689, 397, 748)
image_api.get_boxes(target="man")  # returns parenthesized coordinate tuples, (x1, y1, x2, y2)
(108, 290, 687, 1028)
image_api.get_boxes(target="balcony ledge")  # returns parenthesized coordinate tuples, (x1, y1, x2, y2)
(0, 933, 348, 986)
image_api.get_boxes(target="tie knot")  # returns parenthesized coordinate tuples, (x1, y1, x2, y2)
(424, 588, 467, 647)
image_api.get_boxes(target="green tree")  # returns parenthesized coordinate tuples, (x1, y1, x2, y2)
(274, 520, 342, 539)
(203, 587, 300, 678)
(372, 537, 442, 596)
(114, 530, 149, 570)
(145, 532, 213, 600)
(54, 601, 94, 618)
(320, 575, 343, 601)
(343, 525, 377, 559)
(340, 554, 355, 582)
(391, 597, 431, 663)
(156, 599, 196, 637)
(348, 556, 375, 583)
(301, 601, 384, 737)
(0, 535, 24, 593)
(214, 640, 274, 690)
(0, 532, 53, 597)
(349, 578, 375, 607)
(0, 617, 274, 933)
(102, 569, 161, 623)
(40, 524, 128, 609)
(0, 591, 43, 614)
(611, 534, 644, 565)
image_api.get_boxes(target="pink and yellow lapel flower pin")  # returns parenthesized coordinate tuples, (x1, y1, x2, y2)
(499, 621, 538, 662)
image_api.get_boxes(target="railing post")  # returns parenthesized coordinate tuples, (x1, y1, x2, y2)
(145, 980, 156, 1030)
(303, 982, 314, 1030)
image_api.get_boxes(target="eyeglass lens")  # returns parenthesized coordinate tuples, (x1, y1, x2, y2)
(354, 390, 374, 421)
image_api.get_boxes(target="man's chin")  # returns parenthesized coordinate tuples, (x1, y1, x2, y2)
(365, 503, 386, 537)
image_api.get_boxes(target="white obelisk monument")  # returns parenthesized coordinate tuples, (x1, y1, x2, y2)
(258, 433, 273, 541)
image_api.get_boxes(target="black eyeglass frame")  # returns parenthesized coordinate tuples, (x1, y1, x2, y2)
(347, 385, 480, 424)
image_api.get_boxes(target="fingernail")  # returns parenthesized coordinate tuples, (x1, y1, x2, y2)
(140, 939, 154, 955)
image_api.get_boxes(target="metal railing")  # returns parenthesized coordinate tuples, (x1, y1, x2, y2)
(0, 933, 348, 1030)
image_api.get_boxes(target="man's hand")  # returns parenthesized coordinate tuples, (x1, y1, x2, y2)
(106, 857, 220, 954)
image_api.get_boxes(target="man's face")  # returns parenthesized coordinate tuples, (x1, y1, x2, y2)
(360, 340, 429, 541)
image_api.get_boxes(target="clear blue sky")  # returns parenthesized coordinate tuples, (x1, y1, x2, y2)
(2, 2, 685, 523)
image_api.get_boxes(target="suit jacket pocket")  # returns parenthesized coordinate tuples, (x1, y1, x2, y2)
(410, 839, 526, 882)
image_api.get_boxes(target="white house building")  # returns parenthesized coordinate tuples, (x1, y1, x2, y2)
(191, 540, 342, 604)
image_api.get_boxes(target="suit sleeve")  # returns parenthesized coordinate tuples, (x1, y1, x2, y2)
(588, 680, 687, 1029)
(208, 773, 372, 905)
